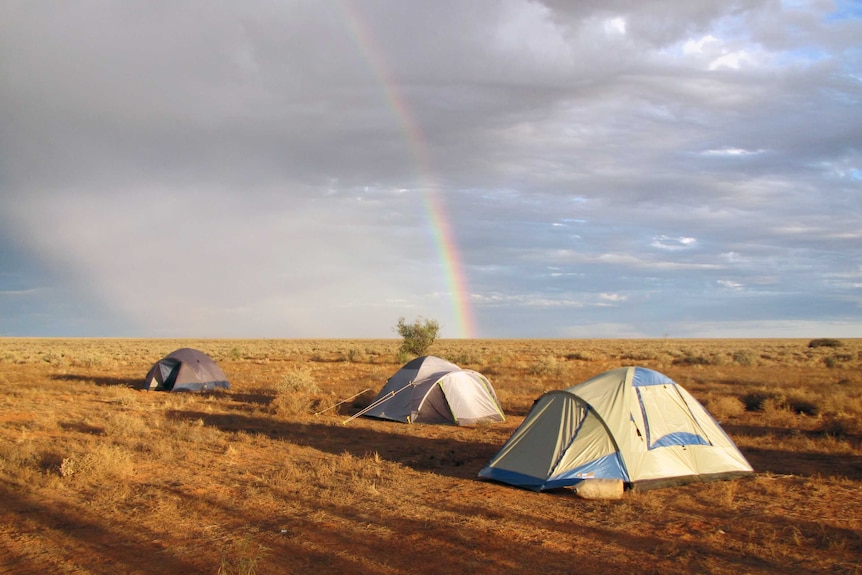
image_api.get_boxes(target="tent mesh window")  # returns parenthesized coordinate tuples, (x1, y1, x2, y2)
(635, 385, 711, 449)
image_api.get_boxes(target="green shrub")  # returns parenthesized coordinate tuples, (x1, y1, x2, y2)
(395, 316, 439, 357)
(395, 349, 412, 364)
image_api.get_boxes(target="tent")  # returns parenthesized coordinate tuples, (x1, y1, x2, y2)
(478, 366, 752, 491)
(359, 355, 505, 425)
(140, 348, 230, 392)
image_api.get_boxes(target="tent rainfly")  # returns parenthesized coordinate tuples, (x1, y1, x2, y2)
(140, 348, 230, 392)
(358, 355, 505, 425)
(479, 366, 753, 491)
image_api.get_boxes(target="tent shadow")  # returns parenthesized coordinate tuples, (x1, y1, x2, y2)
(740, 446, 862, 480)
(0, 484, 202, 574)
(49, 373, 140, 387)
(722, 423, 842, 441)
(224, 392, 274, 406)
(723, 423, 862, 479)
(168, 410, 502, 480)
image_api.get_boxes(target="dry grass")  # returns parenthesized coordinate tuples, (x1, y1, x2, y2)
(0, 338, 860, 574)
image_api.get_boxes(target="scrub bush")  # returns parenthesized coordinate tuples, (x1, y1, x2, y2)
(395, 316, 439, 357)
(808, 338, 842, 348)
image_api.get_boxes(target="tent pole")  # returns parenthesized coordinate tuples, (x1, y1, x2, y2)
(314, 388, 371, 416)
(342, 381, 415, 425)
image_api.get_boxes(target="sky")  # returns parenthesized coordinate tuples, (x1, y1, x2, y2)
(1, 0, 860, 339)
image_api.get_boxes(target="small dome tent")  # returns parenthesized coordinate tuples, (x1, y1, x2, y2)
(359, 355, 505, 425)
(479, 366, 752, 492)
(140, 348, 230, 392)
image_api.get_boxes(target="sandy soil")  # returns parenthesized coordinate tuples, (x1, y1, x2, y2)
(0, 338, 860, 574)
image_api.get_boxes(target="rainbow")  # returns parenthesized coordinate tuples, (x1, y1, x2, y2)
(339, 2, 476, 338)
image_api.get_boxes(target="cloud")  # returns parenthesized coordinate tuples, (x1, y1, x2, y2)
(0, 0, 860, 338)
(650, 235, 698, 250)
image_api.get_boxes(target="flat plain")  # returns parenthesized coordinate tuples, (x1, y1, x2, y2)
(0, 337, 860, 574)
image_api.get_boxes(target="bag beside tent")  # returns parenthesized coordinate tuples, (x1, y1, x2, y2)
(479, 366, 752, 492)
(140, 348, 230, 392)
(360, 355, 505, 425)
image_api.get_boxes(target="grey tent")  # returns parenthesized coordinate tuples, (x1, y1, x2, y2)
(140, 348, 230, 392)
(360, 355, 505, 425)
(479, 366, 752, 491)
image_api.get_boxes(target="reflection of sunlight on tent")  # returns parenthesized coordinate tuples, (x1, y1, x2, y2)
(346, 355, 504, 425)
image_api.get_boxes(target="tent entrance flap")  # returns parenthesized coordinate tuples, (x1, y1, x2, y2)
(413, 381, 457, 423)
(160, 359, 181, 391)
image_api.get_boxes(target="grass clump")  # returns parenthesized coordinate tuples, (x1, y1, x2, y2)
(732, 350, 756, 366)
(272, 366, 321, 416)
(276, 366, 320, 394)
(528, 356, 565, 377)
(824, 354, 853, 368)
(619, 351, 658, 362)
(704, 395, 746, 420)
(821, 414, 862, 437)
(218, 536, 269, 575)
(672, 353, 714, 366)
(58, 444, 135, 481)
(741, 390, 820, 416)
(808, 338, 842, 348)
(740, 390, 778, 412)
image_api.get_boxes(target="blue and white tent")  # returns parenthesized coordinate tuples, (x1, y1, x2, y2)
(479, 366, 752, 491)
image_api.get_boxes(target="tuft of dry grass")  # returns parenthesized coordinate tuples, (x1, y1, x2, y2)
(58, 443, 135, 481)
(703, 394, 746, 420)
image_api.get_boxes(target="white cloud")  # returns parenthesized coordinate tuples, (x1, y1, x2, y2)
(708, 49, 757, 70)
(600, 293, 628, 302)
(603, 17, 627, 36)
(700, 148, 765, 156)
(683, 34, 722, 56)
(650, 236, 698, 250)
